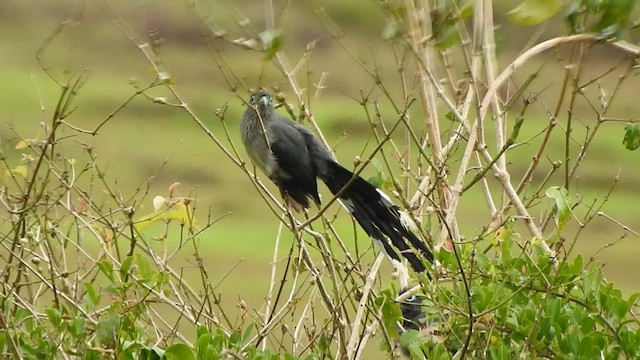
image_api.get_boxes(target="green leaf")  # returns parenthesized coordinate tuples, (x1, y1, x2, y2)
(545, 186, 571, 231)
(399, 330, 425, 358)
(459, 1, 474, 20)
(46, 308, 61, 327)
(317, 333, 333, 358)
(96, 260, 114, 282)
(370, 158, 385, 175)
(81, 283, 99, 307)
(432, 342, 450, 360)
(196, 334, 213, 360)
(15, 138, 37, 149)
(96, 313, 119, 348)
(430, 2, 462, 50)
(211, 330, 225, 353)
(121, 256, 134, 277)
(135, 198, 198, 232)
(70, 317, 85, 338)
(508, 0, 569, 26)
(138, 347, 163, 360)
(164, 343, 195, 360)
(622, 123, 640, 150)
(565, 2, 583, 33)
(195, 333, 211, 348)
(489, 342, 511, 359)
(196, 325, 210, 339)
(229, 330, 241, 347)
(571, 254, 583, 274)
(258, 29, 284, 60)
(367, 159, 389, 189)
(592, 0, 635, 37)
(4, 165, 28, 178)
(579, 313, 596, 334)
(434, 26, 460, 50)
(0, 331, 6, 354)
(445, 111, 456, 122)
(134, 254, 155, 282)
(375, 290, 402, 339)
(242, 323, 255, 343)
(366, 174, 383, 188)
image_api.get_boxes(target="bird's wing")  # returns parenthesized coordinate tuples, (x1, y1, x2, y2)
(268, 115, 321, 207)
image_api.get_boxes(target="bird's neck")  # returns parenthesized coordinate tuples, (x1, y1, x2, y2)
(252, 105, 274, 123)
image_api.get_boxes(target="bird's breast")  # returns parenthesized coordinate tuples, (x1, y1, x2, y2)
(241, 120, 276, 177)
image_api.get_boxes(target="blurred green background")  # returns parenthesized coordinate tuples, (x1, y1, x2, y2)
(1, 0, 639, 339)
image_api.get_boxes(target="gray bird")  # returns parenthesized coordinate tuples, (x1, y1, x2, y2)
(399, 293, 426, 331)
(240, 90, 433, 272)
(398, 292, 429, 358)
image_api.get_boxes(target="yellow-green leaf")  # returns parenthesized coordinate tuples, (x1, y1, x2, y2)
(4, 165, 28, 178)
(135, 198, 198, 232)
(12, 165, 28, 178)
(15, 138, 37, 149)
(545, 186, 571, 231)
(164, 343, 195, 360)
(491, 225, 511, 246)
(508, 0, 568, 26)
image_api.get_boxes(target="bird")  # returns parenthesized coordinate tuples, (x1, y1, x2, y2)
(397, 290, 450, 358)
(240, 89, 434, 273)
(397, 292, 430, 359)
(399, 293, 426, 331)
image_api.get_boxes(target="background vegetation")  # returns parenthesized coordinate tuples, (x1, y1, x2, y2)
(1, 0, 640, 359)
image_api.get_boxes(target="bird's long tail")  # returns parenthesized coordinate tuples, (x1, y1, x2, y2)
(321, 161, 433, 272)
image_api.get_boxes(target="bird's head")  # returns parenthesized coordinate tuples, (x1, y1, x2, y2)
(399, 292, 425, 331)
(249, 90, 274, 107)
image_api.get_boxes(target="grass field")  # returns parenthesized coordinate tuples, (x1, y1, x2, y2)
(2, 0, 640, 357)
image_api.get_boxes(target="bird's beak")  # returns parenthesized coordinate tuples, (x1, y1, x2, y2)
(259, 96, 269, 106)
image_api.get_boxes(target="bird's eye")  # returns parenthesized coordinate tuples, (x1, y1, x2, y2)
(250, 95, 256, 103)
(406, 295, 417, 302)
